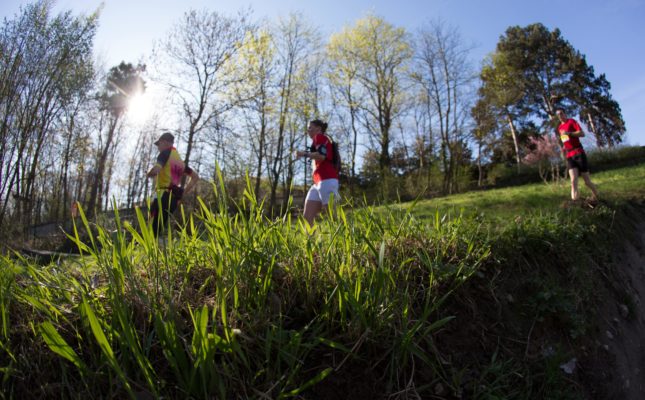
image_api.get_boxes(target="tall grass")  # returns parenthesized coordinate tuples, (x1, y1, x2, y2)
(0, 173, 493, 398)
(1, 161, 641, 398)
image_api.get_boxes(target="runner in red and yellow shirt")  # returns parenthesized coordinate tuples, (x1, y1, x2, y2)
(146, 131, 199, 236)
(295, 119, 340, 226)
(555, 108, 598, 202)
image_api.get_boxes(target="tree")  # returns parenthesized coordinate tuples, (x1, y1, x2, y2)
(554, 74, 625, 147)
(228, 29, 276, 199)
(124, 121, 158, 208)
(412, 20, 475, 194)
(326, 27, 365, 190)
(522, 134, 560, 183)
(330, 15, 412, 177)
(86, 62, 145, 217)
(266, 13, 320, 211)
(283, 33, 326, 204)
(0, 1, 98, 232)
(471, 99, 498, 187)
(50, 85, 94, 221)
(477, 23, 625, 153)
(477, 52, 525, 173)
(154, 9, 251, 173)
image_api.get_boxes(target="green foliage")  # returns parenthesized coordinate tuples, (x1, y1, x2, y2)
(475, 22, 625, 152)
(587, 145, 645, 169)
(328, 15, 412, 172)
(38, 321, 86, 372)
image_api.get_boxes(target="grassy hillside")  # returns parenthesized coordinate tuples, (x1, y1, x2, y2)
(398, 162, 645, 221)
(1, 164, 644, 399)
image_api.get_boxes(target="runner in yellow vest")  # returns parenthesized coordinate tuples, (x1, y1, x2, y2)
(146, 132, 199, 236)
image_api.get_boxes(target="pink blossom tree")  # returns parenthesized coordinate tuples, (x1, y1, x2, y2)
(522, 134, 561, 183)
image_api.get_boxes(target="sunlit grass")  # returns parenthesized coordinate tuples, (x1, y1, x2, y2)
(399, 163, 645, 222)
(1, 163, 643, 398)
(0, 172, 493, 398)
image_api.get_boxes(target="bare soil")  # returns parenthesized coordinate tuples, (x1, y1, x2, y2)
(593, 219, 645, 399)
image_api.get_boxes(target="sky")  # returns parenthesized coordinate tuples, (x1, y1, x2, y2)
(2, 0, 645, 145)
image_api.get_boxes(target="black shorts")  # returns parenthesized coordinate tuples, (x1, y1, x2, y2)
(566, 152, 589, 173)
(149, 191, 179, 236)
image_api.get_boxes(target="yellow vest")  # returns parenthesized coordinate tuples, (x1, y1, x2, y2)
(155, 148, 185, 191)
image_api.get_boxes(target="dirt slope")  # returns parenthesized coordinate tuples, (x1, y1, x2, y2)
(592, 218, 645, 399)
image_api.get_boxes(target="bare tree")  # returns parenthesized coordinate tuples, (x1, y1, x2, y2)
(227, 28, 276, 200)
(326, 28, 366, 192)
(0, 1, 97, 232)
(412, 20, 475, 194)
(283, 32, 325, 204)
(49, 88, 94, 220)
(86, 62, 145, 217)
(125, 120, 159, 208)
(153, 9, 252, 173)
(328, 15, 412, 186)
(266, 13, 320, 211)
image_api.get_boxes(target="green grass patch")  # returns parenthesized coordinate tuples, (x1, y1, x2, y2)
(397, 162, 645, 222)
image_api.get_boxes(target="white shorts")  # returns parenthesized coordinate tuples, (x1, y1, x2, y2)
(305, 179, 340, 205)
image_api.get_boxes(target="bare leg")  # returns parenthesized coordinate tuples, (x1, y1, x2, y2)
(580, 172, 599, 200)
(568, 168, 579, 200)
(303, 200, 322, 227)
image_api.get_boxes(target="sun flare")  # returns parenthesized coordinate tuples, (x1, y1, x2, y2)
(127, 92, 153, 125)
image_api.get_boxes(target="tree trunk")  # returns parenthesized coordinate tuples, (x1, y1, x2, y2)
(254, 116, 267, 201)
(58, 116, 74, 220)
(477, 140, 483, 187)
(349, 103, 359, 195)
(586, 112, 604, 146)
(87, 116, 119, 218)
(506, 113, 521, 174)
(269, 55, 294, 212)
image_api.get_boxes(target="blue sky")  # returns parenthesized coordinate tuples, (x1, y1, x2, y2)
(2, 0, 644, 145)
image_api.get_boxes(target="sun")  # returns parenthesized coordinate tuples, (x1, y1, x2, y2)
(127, 92, 153, 125)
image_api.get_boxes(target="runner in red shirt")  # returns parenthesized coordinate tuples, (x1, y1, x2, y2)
(295, 119, 340, 226)
(555, 108, 598, 202)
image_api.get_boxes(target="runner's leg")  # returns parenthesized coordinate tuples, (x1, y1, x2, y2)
(319, 179, 339, 218)
(569, 168, 579, 200)
(157, 192, 172, 236)
(303, 200, 322, 226)
(150, 196, 161, 237)
(304, 184, 323, 227)
(581, 172, 599, 200)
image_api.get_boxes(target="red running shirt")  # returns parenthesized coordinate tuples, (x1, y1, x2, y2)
(311, 134, 338, 184)
(557, 118, 585, 158)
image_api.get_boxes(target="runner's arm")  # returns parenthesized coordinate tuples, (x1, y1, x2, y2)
(300, 140, 331, 161)
(295, 150, 325, 161)
(147, 165, 161, 178)
(567, 120, 585, 138)
(183, 169, 199, 194)
(569, 129, 585, 138)
(307, 152, 326, 161)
